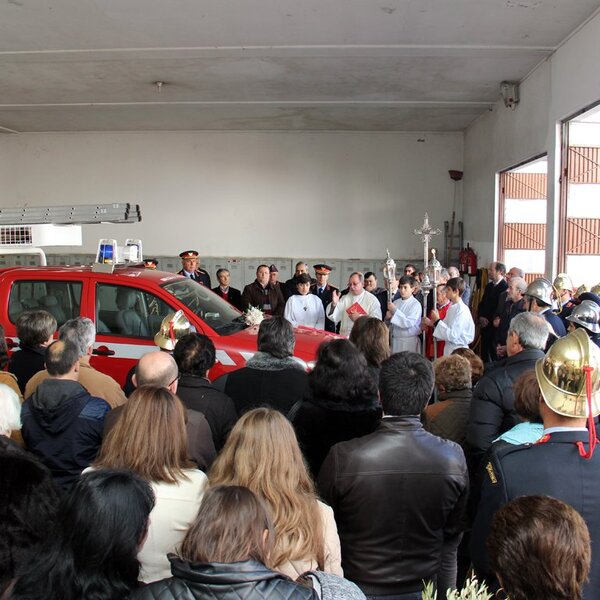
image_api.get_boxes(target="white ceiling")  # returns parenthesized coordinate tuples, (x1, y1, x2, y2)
(1, 0, 599, 133)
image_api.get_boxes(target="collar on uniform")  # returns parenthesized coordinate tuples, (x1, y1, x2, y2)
(543, 426, 589, 434)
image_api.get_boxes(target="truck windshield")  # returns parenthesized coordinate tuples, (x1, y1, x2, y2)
(162, 279, 246, 336)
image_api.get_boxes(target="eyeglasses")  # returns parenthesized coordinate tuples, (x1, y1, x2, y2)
(168, 374, 181, 387)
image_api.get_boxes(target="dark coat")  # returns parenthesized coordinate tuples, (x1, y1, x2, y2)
(478, 279, 508, 362)
(176, 375, 238, 451)
(542, 308, 567, 341)
(128, 557, 318, 600)
(318, 417, 468, 596)
(478, 280, 508, 321)
(422, 388, 472, 453)
(9, 346, 47, 394)
(557, 297, 579, 329)
(493, 296, 525, 347)
(471, 430, 600, 599)
(21, 379, 110, 489)
(466, 348, 545, 470)
(104, 402, 216, 471)
(178, 268, 211, 288)
(369, 288, 388, 321)
(289, 393, 381, 478)
(241, 281, 285, 317)
(211, 286, 243, 311)
(310, 283, 339, 332)
(0, 441, 60, 593)
(213, 352, 309, 417)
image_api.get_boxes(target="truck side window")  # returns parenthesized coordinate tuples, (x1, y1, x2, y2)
(8, 281, 82, 327)
(96, 283, 173, 338)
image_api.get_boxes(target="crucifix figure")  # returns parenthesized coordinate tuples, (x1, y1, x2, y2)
(414, 213, 441, 355)
(414, 213, 441, 274)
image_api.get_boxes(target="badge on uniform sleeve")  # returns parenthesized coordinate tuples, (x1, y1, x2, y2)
(485, 462, 498, 484)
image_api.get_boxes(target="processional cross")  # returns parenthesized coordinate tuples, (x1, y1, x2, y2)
(414, 213, 442, 356)
(414, 213, 441, 274)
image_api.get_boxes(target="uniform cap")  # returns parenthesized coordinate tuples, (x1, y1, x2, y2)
(269, 264, 279, 273)
(154, 310, 191, 351)
(144, 258, 159, 269)
(179, 250, 199, 259)
(314, 264, 332, 274)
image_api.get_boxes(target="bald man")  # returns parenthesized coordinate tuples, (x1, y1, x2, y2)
(104, 351, 216, 470)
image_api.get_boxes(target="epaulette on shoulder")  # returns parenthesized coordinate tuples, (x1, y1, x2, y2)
(484, 443, 533, 484)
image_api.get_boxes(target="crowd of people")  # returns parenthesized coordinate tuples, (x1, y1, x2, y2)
(2, 252, 600, 600)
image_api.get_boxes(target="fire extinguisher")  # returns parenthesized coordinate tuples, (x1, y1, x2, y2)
(459, 247, 468, 275)
(459, 244, 478, 276)
(465, 244, 477, 276)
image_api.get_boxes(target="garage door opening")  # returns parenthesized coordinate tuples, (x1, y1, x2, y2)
(559, 101, 600, 288)
(497, 155, 547, 282)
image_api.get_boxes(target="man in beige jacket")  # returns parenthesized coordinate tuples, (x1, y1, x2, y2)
(24, 317, 126, 409)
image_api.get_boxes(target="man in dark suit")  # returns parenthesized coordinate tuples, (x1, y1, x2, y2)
(478, 262, 508, 362)
(364, 271, 388, 321)
(212, 268, 242, 311)
(177, 250, 211, 287)
(310, 264, 338, 333)
(471, 329, 600, 599)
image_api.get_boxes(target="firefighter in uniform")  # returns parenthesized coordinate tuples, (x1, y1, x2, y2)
(553, 272, 579, 330)
(310, 264, 338, 333)
(177, 250, 211, 287)
(471, 328, 600, 598)
(524, 278, 566, 347)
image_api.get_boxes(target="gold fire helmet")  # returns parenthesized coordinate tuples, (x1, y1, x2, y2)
(553, 273, 574, 294)
(566, 300, 600, 334)
(154, 310, 191, 351)
(535, 328, 600, 418)
(525, 278, 553, 307)
(591, 283, 600, 296)
(575, 284, 589, 298)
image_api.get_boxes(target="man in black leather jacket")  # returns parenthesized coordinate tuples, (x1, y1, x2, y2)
(318, 352, 468, 600)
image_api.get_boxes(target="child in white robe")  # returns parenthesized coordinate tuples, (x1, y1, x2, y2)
(386, 275, 422, 353)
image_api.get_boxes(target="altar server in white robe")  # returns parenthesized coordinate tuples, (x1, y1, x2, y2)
(386, 275, 422, 353)
(425, 277, 475, 356)
(284, 273, 325, 329)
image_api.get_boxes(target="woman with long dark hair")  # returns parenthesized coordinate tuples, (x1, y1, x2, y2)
(290, 338, 381, 477)
(5, 469, 154, 600)
(130, 486, 318, 600)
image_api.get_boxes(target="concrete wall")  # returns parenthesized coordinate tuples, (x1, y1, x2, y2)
(463, 10, 600, 275)
(0, 130, 463, 264)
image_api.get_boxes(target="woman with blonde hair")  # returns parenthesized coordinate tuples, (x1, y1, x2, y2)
(92, 385, 207, 583)
(209, 408, 343, 579)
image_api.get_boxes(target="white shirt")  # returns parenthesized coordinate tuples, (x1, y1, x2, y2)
(433, 299, 475, 355)
(284, 294, 326, 330)
(139, 469, 207, 582)
(389, 295, 422, 353)
(327, 291, 382, 337)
